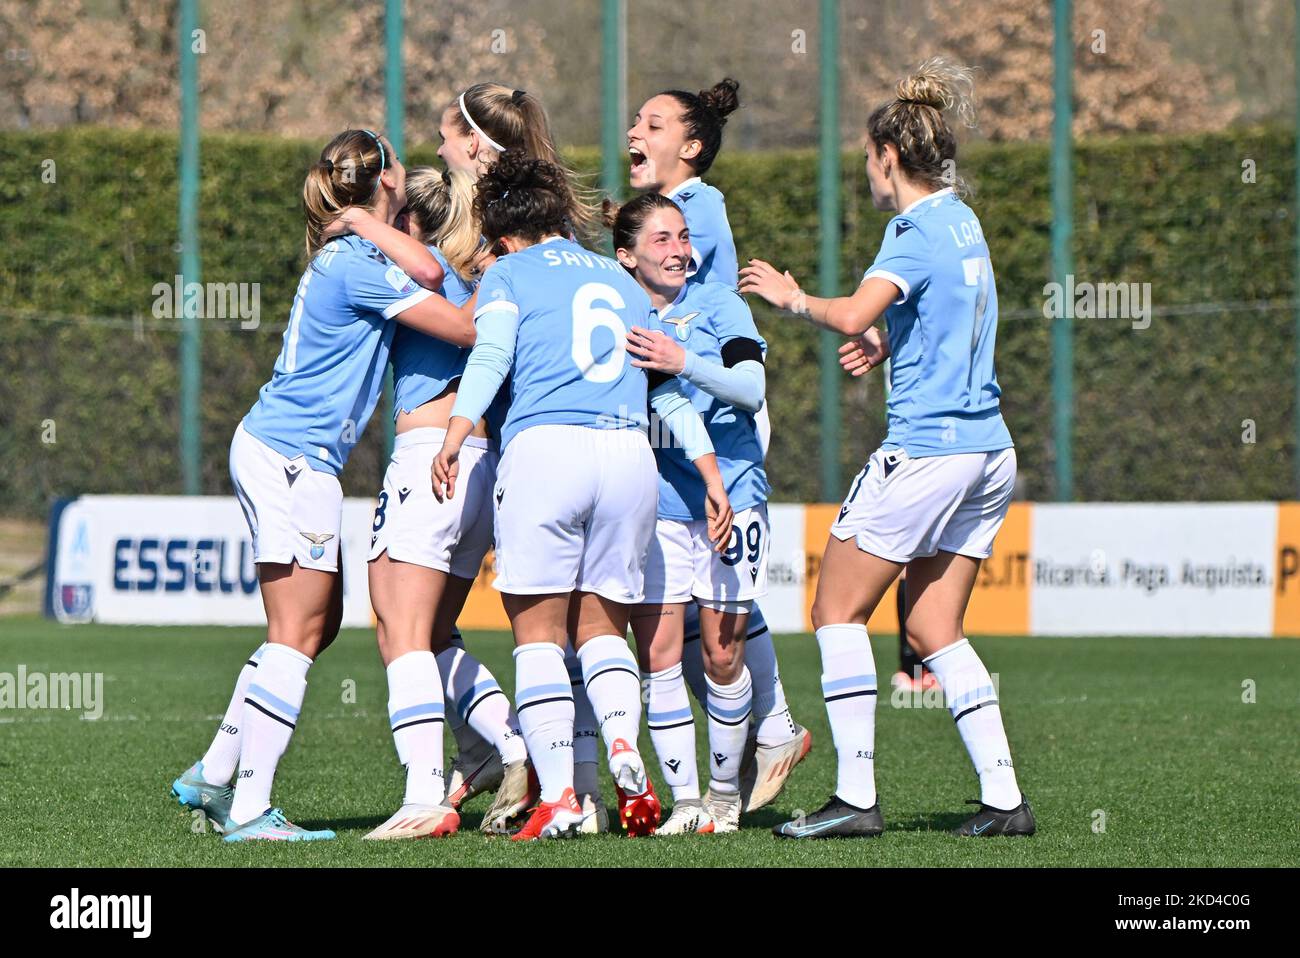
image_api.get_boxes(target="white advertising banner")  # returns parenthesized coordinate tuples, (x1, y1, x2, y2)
(1029, 503, 1276, 636)
(48, 496, 376, 626)
(761, 504, 808, 634)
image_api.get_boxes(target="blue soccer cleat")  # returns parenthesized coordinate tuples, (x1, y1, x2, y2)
(222, 807, 336, 843)
(171, 762, 235, 833)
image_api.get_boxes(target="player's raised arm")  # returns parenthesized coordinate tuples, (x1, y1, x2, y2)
(325, 206, 445, 291)
(739, 259, 900, 337)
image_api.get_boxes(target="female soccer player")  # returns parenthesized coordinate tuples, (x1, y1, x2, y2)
(432, 152, 732, 840)
(740, 60, 1034, 839)
(627, 78, 811, 811)
(360, 166, 537, 839)
(172, 129, 475, 842)
(610, 193, 768, 834)
(436, 83, 613, 832)
(437, 83, 600, 240)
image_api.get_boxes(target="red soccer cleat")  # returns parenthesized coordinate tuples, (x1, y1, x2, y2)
(610, 738, 661, 837)
(509, 787, 585, 842)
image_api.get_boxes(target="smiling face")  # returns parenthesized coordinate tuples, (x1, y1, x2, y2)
(627, 94, 700, 193)
(616, 205, 691, 297)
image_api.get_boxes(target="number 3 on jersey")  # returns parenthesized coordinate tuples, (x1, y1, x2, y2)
(571, 282, 627, 383)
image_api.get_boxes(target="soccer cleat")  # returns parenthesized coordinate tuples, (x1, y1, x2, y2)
(362, 803, 460, 840)
(446, 743, 504, 810)
(509, 788, 585, 842)
(577, 792, 609, 834)
(171, 762, 234, 833)
(222, 807, 336, 842)
(656, 799, 716, 836)
(954, 794, 1036, 837)
(772, 794, 884, 839)
(610, 738, 660, 836)
(740, 724, 813, 812)
(703, 787, 742, 833)
(479, 760, 538, 834)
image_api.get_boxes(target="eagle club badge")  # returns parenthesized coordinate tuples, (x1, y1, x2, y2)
(661, 311, 700, 342)
(299, 532, 334, 560)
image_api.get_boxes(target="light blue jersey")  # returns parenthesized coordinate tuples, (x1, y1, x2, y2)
(242, 234, 431, 474)
(668, 177, 738, 288)
(391, 246, 476, 418)
(864, 188, 1013, 457)
(469, 237, 655, 451)
(652, 282, 768, 521)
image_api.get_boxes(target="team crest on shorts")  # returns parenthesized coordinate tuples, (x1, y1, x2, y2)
(299, 531, 334, 560)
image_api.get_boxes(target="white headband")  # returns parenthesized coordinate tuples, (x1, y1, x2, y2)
(459, 93, 506, 154)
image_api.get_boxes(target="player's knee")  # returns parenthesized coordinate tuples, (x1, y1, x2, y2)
(702, 641, 743, 683)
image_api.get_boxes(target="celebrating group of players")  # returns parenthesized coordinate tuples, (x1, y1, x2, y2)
(171, 58, 1036, 844)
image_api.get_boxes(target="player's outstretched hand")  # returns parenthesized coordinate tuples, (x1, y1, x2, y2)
(839, 327, 889, 377)
(627, 326, 686, 374)
(739, 259, 802, 312)
(704, 480, 735, 552)
(431, 441, 461, 503)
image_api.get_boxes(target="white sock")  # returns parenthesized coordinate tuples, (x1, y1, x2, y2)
(513, 643, 574, 802)
(436, 642, 527, 765)
(566, 642, 600, 795)
(745, 609, 798, 746)
(199, 643, 266, 785)
(816, 624, 877, 810)
(230, 643, 312, 825)
(645, 663, 700, 801)
(438, 634, 484, 758)
(386, 650, 446, 807)
(577, 634, 643, 767)
(924, 638, 1021, 810)
(705, 668, 752, 793)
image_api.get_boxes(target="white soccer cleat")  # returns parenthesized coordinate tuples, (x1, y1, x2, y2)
(480, 760, 538, 834)
(656, 799, 716, 835)
(446, 742, 504, 810)
(740, 724, 813, 812)
(362, 803, 460, 840)
(703, 787, 741, 833)
(577, 792, 609, 834)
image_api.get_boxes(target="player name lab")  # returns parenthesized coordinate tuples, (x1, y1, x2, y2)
(1034, 558, 1268, 593)
(0, 666, 103, 719)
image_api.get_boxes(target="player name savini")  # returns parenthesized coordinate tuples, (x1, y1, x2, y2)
(0, 666, 103, 719)
(49, 889, 151, 938)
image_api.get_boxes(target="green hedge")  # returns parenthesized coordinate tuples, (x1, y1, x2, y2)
(0, 127, 1293, 517)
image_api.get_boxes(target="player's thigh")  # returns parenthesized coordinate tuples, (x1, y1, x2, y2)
(571, 591, 634, 647)
(257, 561, 338, 658)
(502, 592, 571, 647)
(369, 552, 449, 665)
(431, 574, 476, 652)
(630, 602, 687, 673)
(903, 550, 982, 658)
(811, 533, 904, 629)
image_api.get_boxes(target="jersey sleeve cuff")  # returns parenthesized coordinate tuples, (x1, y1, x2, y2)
(863, 269, 910, 305)
(473, 300, 520, 322)
(382, 287, 434, 319)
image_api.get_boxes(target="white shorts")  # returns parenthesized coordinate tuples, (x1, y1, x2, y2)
(831, 445, 1017, 563)
(368, 427, 497, 579)
(643, 504, 770, 610)
(229, 422, 343, 572)
(492, 424, 659, 604)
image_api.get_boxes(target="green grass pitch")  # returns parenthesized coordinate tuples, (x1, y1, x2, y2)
(1, 616, 1296, 867)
